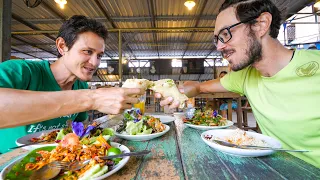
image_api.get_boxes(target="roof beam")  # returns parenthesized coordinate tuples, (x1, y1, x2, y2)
(93, 0, 137, 59)
(12, 36, 57, 56)
(11, 15, 218, 24)
(148, 0, 160, 58)
(11, 47, 44, 60)
(12, 13, 56, 41)
(12, 41, 215, 46)
(12, 27, 215, 35)
(40, 1, 67, 21)
(182, 0, 208, 58)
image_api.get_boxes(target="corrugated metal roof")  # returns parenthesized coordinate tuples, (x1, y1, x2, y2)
(7, 0, 312, 81)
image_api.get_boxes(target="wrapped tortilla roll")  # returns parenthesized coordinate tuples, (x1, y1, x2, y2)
(122, 79, 152, 90)
(150, 79, 188, 109)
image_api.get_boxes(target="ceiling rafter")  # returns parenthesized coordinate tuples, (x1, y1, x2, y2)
(40, 1, 67, 21)
(12, 36, 57, 56)
(182, 0, 209, 58)
(147, 0, 159, 58)
(93, 0, 137, 59)
(11, 47, 43, 60)
(12, 13, 56, 42)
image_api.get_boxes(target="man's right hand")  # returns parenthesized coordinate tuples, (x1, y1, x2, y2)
(91, 87, 144, 114)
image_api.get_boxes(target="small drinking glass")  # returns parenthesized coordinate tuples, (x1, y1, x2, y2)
(133, 93, 146, 114)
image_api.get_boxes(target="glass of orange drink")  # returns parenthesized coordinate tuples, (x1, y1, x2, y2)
(133, 93, 146, 114)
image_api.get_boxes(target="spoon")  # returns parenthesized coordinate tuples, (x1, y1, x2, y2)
(212, 140, 310, 152)
(29, 163, 61, 180)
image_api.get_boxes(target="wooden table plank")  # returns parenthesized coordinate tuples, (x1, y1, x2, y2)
(174, 115, 235, 180)
(109, 122, 185, 180)
(135, 122, 185, 180)
(258, 153, 320, 179)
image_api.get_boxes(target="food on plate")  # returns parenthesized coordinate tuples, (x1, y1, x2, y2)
(183, 109, 227, 126)
(205, 129, 269, 147)
(6, 132, 122, 179)
(122, 79, 188, 108)
(149, 79, 188, 108)
(116, 108, 166, 135)
(28, 121, 114, 145)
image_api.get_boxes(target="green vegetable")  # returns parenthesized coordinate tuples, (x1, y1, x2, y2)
(126, 121, 143, 135)
(102, 128, 114, 136)
(89, 165, 109, 179)
(107, 147, 122, 163)
(5, 146, 56, 180)
(137, 125, 152, 135)
(56, 129, 66, 140)
(78, 164, 101, 180)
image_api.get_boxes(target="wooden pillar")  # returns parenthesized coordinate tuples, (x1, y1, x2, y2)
(118, 30, 122, 85)
(0, 0, 12, 62)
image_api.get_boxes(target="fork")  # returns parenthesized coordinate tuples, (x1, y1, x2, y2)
(50, 150, 151, 171)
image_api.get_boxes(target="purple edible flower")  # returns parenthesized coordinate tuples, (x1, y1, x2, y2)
(83, 125, 95, 138)
(133, 118, 139, 123)
(213, 110, 218, 117)
(136, 108, 142, 115)
(72, 121, 85, 137)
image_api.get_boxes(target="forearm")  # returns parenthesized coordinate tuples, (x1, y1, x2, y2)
(0, 88, 93, 128)
(184, 79, 228, 97)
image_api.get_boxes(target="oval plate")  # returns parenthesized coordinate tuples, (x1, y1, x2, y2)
(115, 125, 170, 141)
(15, 129, 60, 150)
(201, 129, 282, 157)
(0, 142, 130, 180)
(184, 120, 234, 130)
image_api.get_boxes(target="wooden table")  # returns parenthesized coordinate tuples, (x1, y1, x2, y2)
(196, 92, 243, 127)
(1, 114, 319, 179)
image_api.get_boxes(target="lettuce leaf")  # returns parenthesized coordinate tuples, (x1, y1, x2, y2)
(5, 146, 56, 180)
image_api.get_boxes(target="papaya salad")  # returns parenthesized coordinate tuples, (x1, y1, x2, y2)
(6, 122, 123, 180)
(29, 121, 114, 145)
(183, 109, 227, 126)
(116, 108, 166, 135)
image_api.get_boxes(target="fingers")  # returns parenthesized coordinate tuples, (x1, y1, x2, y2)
(154, 92, 162, 98)
(159, 97, 180, 109)
(123, 88, 145, 96)
(159, 97, 173, 106)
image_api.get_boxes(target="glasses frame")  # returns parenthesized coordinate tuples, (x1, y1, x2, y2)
(214, 16, 258, 46)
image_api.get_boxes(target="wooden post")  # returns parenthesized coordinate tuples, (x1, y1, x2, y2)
(0, 0, 12, 62)
(118, 30, 122, 85)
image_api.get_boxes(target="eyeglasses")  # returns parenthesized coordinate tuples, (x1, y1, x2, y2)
(213, 16, 258, 46)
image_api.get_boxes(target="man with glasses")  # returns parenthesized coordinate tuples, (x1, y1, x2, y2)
(158, 0, 320, 168)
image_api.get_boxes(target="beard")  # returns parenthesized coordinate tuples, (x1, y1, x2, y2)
(223, 29, 262, 71)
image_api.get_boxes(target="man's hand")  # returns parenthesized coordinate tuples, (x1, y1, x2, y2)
(154, 84, 185, 109)
(92, 87, 144, 114)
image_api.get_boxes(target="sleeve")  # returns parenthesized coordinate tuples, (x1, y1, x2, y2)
(0, 60, 32, 89)
(220, 67, 251, 96)
(74, 111, 88, 122)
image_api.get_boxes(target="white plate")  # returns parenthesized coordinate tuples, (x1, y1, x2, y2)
(150, 114, 175, 124)
(184, 120, 234, 130)
(0, 142, 130, 180)
(201, 129, 282, 157)
(115, 125, 170, 141)
(16, 129, 60, 150)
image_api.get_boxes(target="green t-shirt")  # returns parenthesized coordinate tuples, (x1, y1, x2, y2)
(221, 50, 320, 168)
(0, 60, 88, 153)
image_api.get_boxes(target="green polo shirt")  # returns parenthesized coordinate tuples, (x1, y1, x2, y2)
(0, 60, 88, 153)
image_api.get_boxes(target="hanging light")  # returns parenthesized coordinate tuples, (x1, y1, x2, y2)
(184, 0, 196, 10)
(55, 0, 67, 9)
(315, 1, 320, 8)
